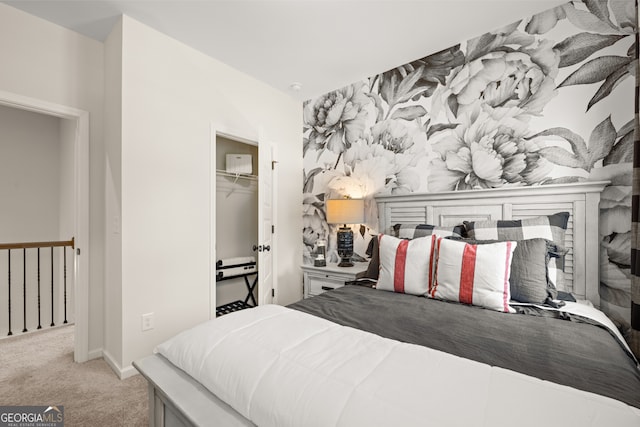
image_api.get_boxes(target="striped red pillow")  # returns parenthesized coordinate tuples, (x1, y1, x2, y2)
(431, 237, 517, 313)
(377, 234, 436, 296)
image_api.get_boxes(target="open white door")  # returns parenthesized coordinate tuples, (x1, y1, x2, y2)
(257, 141, 274, 305)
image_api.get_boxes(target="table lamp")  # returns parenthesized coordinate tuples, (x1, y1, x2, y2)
(326, 198, 365, 267)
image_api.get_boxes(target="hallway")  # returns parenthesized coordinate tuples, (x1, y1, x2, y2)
(0, 325, 148, 426)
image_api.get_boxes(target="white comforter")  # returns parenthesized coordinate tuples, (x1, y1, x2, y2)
(157, 305, 640, 427)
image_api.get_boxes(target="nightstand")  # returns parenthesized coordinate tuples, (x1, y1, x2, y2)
(302, 262, 367, 298)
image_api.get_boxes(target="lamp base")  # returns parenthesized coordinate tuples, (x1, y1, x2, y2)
(336, 226, 354, 268)
(337, 257, 354, 267)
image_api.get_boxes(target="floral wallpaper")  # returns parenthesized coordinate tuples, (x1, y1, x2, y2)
(302, 0, 637, 331)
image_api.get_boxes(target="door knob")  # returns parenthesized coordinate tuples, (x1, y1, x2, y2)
(263, 245, 271, 252)
(253, 245, 262, 252)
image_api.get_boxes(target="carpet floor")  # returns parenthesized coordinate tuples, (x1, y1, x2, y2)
(0, 325, 148, 426)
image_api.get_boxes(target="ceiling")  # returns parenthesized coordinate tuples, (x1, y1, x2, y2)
(3, 0, 566, 102)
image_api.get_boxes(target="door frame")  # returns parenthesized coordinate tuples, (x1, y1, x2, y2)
(0, 90, 90, 362)
(270, 143, 278, 304)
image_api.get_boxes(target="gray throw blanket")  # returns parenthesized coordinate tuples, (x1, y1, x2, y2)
(289, 285, 640, 409)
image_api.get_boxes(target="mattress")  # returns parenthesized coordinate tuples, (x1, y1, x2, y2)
(156, 288, 640, 427)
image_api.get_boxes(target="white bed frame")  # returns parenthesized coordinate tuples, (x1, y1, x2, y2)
(376, 181, 609, 307)
(134, 181, 609, 426)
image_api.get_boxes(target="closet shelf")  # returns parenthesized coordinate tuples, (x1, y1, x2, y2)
(216, 169, 258, 181)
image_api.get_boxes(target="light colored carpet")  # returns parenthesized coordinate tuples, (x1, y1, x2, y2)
(0, 325, 148, 426)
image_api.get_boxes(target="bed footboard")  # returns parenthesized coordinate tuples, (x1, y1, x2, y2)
(133, 354, 253, 427)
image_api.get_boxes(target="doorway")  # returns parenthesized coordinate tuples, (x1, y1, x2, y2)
(215, 136, 259, 311)
(0, 90, 89, 363)
(210, 126, 275, 318)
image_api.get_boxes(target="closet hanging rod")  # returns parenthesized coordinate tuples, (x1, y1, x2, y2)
(216, 170, 258, 181)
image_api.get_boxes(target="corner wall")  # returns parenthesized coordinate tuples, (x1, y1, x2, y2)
(114, 16, 302, 373)
(103, 17, 124, 371)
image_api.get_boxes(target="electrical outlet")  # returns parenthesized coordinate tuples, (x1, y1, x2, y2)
(142, 313, 154, 331)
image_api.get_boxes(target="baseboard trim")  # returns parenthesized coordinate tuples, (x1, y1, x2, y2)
(102, 349, 139, 379)
(87, 348, 102, 360)
(120, 364, 139, 379)
(102, 349, 121, 377)
(103, 349, 127, 379)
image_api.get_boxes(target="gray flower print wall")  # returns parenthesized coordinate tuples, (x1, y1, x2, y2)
(302, 0, 637, 330)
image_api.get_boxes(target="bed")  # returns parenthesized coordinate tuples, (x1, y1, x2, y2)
(133, 181, 640, 427)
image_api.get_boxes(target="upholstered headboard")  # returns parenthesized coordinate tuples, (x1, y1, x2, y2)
(375, 181, 609, 307)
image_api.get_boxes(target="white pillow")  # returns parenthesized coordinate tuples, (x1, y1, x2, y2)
(377, 234, 436, 296)
(431, 238, 517, 313)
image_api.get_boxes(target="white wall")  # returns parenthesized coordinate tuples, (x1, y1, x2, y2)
(0, 105, 60, 242)
(0, 3, 105, 353)
(102, 15, 302, 374)
(103, 17, 124, 368)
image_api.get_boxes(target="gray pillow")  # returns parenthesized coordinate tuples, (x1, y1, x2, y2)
(359, 236, 380, 280)
(463, 212, 569, 291)
(509, 238, 558, 303)
(393, 223, 464, 239)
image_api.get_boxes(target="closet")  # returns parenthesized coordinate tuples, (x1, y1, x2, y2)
(215, 136, 259, 315)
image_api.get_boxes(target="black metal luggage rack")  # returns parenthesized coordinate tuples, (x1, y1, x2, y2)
(215, 259, 258, 317)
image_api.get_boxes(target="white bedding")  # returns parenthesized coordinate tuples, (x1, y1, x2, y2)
(157, 305, 640, 427)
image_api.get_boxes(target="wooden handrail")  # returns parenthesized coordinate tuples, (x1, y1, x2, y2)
(0, 237, 74, 250)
